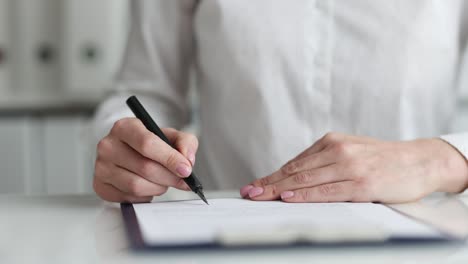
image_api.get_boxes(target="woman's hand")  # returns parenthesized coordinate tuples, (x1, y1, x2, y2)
(93, 118, 198, 203)
(241, 132, 468, 203)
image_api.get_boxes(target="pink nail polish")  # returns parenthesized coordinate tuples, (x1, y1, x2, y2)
(176, 164, 192, 177)
(281, 191, 294, 199)
(248, 187, 264, 198)
(240, 185, 254, 197)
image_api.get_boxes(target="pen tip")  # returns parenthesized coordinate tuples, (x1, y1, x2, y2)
(198, 191, 209, 205)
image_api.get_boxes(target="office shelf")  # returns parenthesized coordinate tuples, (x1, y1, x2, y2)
(0, 92, 104, 115)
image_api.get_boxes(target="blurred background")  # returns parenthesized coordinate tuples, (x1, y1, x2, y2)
(0, 0, 129, 195)
(0, 0, 467, 196)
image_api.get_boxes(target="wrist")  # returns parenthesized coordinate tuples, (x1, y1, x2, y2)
(428, 138, 468, 193)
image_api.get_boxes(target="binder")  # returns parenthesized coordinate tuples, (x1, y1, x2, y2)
(121, 200, 460, 251)
(23, 117, 45, 194)
(62, 0, 128, 95)
(11, 0, 61, 95)
(43, 116, 89, 194)
(0, 117, 43, 194)
(0, 0, 12, 95)
(0, 117, 28, 193)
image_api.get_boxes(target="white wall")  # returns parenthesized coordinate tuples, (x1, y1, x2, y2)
(0, 0, 129, 194)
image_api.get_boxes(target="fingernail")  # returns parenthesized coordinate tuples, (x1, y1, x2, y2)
(176, 164, 192, 177)
(187, 150, 196, 166)
(240, 185, 254, 197)
(248, 187, 264, 198)
(281, 191, 294, 199)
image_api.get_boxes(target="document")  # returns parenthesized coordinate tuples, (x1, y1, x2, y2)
(133, 198, 443, 246)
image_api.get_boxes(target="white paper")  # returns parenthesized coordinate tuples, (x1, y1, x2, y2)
(133, 198, 443, 246)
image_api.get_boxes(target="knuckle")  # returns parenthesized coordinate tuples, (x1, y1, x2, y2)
(127, 178, 144, 196)
(154, 186, 168, 196)
(138, 135, 155, 156)
(269, 184, 279, 197)
(188, 133, 199, 145)
(322, 132, 340, 143)
(111, 119, 127, 134)
(163, 127, 177, 134)
(179, 132, 199, 149)
(258, 177, 271, 187)
(299, 190, 313, 201)
(94, 160, 104, 175)
(138, 160, 154, 178)
(165, 151, 180, 169)
(93, 179, 112, 201)
(282, 161, 299, 174)
(344, 159, 361, 176)
(96, 138, 112, 157)
(250, 179, 261, 187)
(294, 172, 313, 184)
(332, 142, 352, 157)
(94, 160, 109, 179)
(319, 184, 338, 196)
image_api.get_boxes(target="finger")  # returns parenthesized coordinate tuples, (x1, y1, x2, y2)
(244, 169, 293, 198)
(245, 133, 374, 198)
(272, 133, 334, 180)
(280, 181, 356, 203)
(106, 139, 190, 191)
(103, 165, 169, 197)
(93, 178, 152, 203)
(162, 128, 199, 166)
(247, 132, 346, 190)
(250, 169, 288, 188)
(111, 118, 193, 178)
(280, 148, 337, 176)
(240, 185, 255, 198)
(290, 137, 328, 163)
(249, 165, 344, 201)
(248, 148, 338, 192)
(292, 132, 346, 162)
(293, 132, 378, 162)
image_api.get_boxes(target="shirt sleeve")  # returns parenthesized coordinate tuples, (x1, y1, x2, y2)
(440, 6, 468, 193)
(91, 0, 197, 147)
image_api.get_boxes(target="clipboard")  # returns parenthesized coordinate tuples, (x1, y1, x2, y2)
(121, 200, 460, 251)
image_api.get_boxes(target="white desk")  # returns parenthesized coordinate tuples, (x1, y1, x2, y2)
(2, 191, 468, 264)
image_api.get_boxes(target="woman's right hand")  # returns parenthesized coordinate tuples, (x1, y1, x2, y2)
(93, 117, 198, 203)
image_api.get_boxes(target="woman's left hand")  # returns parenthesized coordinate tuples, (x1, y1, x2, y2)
(240, 132, 468, 203)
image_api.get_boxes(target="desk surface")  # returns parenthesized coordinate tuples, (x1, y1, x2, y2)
(2, 191, 468, 264)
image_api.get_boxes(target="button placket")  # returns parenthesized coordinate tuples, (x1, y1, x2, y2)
(304, 0, 334, 143)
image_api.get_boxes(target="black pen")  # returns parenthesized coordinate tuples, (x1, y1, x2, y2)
(126, 95, 208, 205)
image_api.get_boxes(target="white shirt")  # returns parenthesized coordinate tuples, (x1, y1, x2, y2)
(93, 0, 468, 190)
